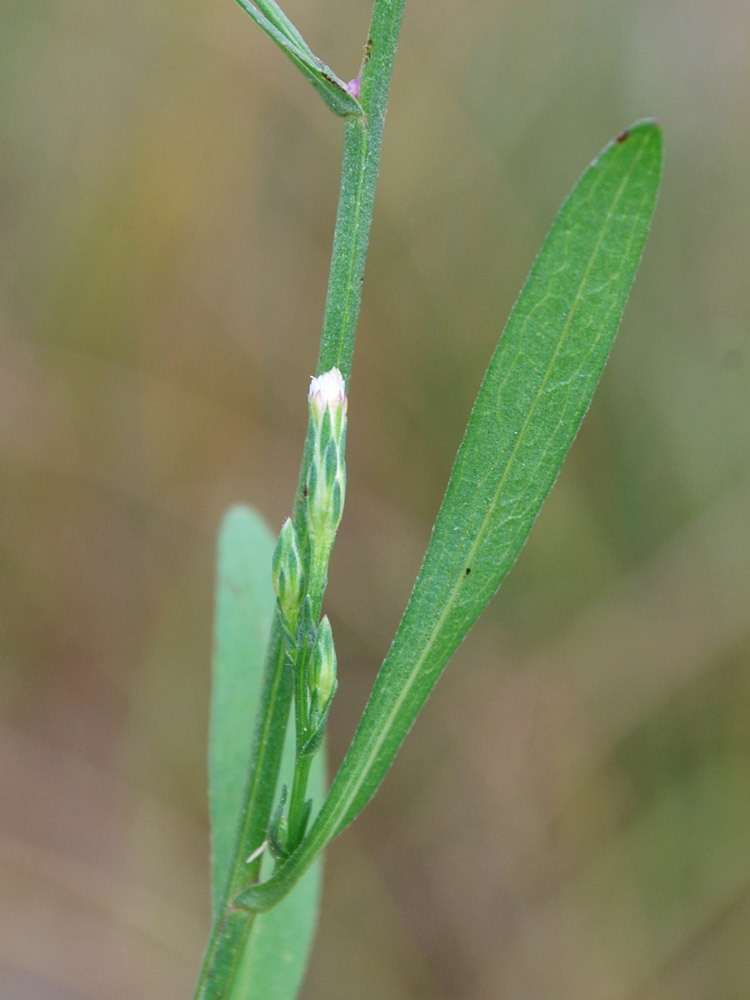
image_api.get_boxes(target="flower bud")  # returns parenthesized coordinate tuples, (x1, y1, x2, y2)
(271, 518, 305, 629)
(308, 367, 347, 424)
(311, 615, 337, 709)
(305, 368, 347, 553)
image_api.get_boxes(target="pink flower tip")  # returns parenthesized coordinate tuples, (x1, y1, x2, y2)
(345, 75, 361, 100)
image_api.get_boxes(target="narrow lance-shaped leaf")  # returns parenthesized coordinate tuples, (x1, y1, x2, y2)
(209, 505, 324, 997)
(249, 0, 311, 52)
(237, 120, 664, 911)
(209, 505, 276, 912)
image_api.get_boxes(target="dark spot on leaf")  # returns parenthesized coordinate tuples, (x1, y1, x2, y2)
(465, 567, 471, 576)
(302, 485, 308, 497)
(616, 129, 630, 143)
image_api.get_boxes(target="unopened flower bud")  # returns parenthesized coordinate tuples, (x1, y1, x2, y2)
(272, 518, 305, 629)
(308, 367, 347, 424)
(305, 368, 347, 552)
(311, 615, 337, 709)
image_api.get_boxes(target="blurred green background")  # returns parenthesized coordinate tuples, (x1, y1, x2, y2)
(2, 0, 749, 997)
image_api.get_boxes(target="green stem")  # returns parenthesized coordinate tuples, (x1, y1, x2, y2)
(283, 0, 409, 860)
(316, 0, 407, 381)
(285, 551, 327, 848)
(195, 0, 407, 994)
(287, 636, 312, 847)
(287, 751, 314, 849)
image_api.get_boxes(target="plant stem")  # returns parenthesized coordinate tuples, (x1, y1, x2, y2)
(286, 0, 409, 872)
(287, 751, 313, 848)
(316, 0, 408, 381)
(195, 0, 407, 995)
(287, 637, 313, 848)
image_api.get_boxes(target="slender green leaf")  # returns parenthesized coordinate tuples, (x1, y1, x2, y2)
(248, 0, 311, 54)
(209, 504, 277, 913)
(233, 0, 362, 118)
(209, 505, 323, 998)
(237, 120, 664, 911)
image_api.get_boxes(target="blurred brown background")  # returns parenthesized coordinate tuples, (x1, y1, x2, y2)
(2, 0, 749, 997)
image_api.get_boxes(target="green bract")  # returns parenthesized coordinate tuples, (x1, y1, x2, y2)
(272, 518, 305, 632)
(310, 616, 337, 714)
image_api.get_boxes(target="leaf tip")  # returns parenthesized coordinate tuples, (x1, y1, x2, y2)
(220, 502, 262, 539)
(608, 120, 664, 183)
(616, 118, 664, 152)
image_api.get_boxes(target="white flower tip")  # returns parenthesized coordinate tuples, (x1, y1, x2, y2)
(309, 367, 347, 413)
